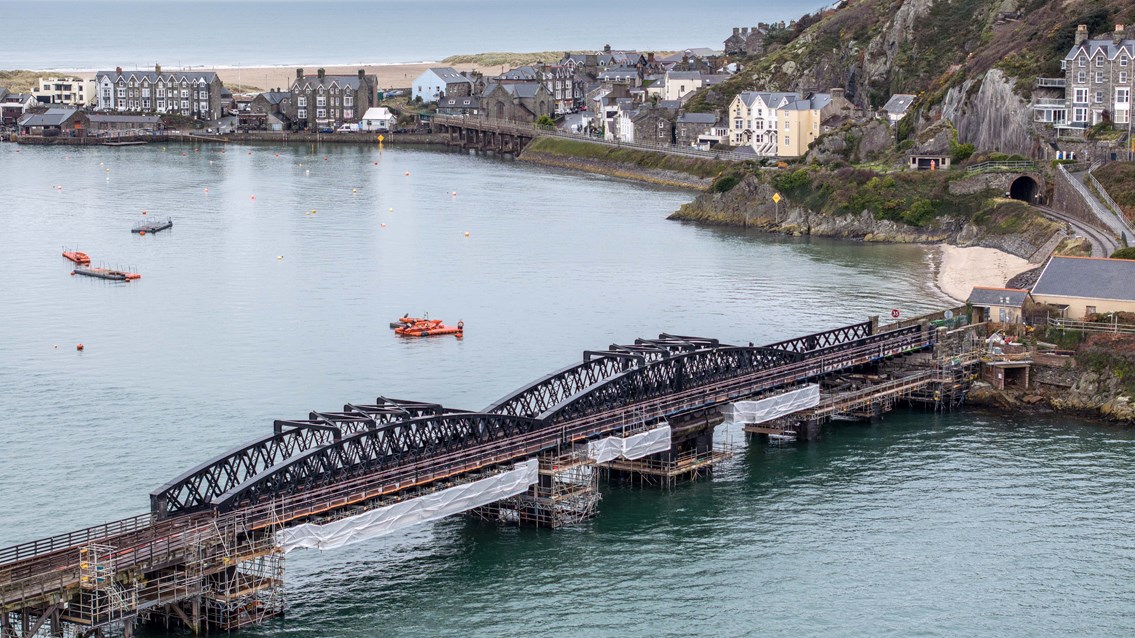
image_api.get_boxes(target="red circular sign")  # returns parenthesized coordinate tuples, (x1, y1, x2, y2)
(891, 309, 900, 318)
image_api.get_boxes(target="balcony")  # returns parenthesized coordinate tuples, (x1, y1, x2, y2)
(1035, 77, 1066, 88)
(1031, 98, 1065, 108)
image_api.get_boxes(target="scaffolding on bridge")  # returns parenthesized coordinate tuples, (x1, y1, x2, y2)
(469, 448, 600, 528)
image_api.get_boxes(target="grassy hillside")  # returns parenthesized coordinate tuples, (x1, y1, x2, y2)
(522, 137, 730, 179)
(1093, 162, 1135, 222)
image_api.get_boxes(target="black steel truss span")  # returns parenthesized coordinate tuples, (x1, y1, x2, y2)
(542, 325, 928, 423)
(765, 320, 873, 353)
(150, 398, 449, 517)
(211, 412, 546, 512)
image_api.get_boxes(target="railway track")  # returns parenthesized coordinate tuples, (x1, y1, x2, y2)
(1035, 205, 1118, 257)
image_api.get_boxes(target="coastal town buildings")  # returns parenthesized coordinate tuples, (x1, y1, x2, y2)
(411, 67, 473, 103)
(727, 91, 798, 155)
(436, 95, 482, 116)
(1062, 24, 1133, 128)
(31, 77, 97, 106)
(1031, 256, 1135, 320)
(246, 90, 292, 131)
(480, 82, 554, 123)
(674, 112, 719, 147)
(967, 287, 1029, 324)
(359, 107, 396, 131)
(723, 25, 771, 57)
(498, 64, 575, 113)
(0, 89, 36, 126)
(95, 66, 227, 120)
(287, 68, 378, 131)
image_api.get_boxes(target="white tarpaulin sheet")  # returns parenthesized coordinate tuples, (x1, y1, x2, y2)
(278, 459, 539, 552)
(587, 423, 672, 464)
(723, 384, 821, 424)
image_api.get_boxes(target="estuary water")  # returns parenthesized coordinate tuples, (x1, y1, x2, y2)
(0, 142, 1132, 636)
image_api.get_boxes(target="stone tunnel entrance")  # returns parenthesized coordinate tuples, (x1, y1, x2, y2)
(1009, 175, 1039, 204)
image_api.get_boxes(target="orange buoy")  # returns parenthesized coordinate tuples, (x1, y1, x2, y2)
(70, 271, 76, 276)
(76, 343, 84, 351)
(404, 171, 410, 176)
(139, 231, 146, 236)
(204, 188, 209, 193)
(380, 223, 387, 228)
(251, 195, 255, 200)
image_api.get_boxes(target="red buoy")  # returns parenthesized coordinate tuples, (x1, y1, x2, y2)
(76, 343, 84, 351)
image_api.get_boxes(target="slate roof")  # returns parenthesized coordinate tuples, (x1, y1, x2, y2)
(97, 70, 219, 84)
(0, 88, 8, 101)
(1032, 257, 1135, 302)
(781, 93, 834, 111)
(437, 96, 480, 109)
(598, 66, 638, 80)
(1, 92, 34, 104)
(676, 112, 718, 124)
(259, 91, 290, 105)
(735, 91, 801, 108)
(293, 74, 368, 91)
(18, 108, 78, 127)
(87, 114, 160, 124)
(967, 287, 1029, 307)
(882, 93, 916, 115)
(500, 66, 537, 81)
(483, 82, 543, 99)
(666, 71, 703, 81)
(427, 67, 472, 84)
(1064, 39, 1135, 61)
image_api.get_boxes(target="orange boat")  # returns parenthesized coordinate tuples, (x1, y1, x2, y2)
(395, 320, 464, 338)
(62, 250, 91, 265)
(389, 314, 430, 329)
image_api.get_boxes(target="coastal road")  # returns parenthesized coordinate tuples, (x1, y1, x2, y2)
(1034, 205, 1118, 257)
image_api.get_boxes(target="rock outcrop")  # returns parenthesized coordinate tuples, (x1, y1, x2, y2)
(938, 69, 1036, 157)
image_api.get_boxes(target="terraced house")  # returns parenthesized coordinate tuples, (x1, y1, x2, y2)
(288, 68, 378, 131)
(1063, 24, 1133, 128)
(95, 66, 226, 120)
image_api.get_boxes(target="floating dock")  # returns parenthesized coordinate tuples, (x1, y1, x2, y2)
(132, 218, 173, 234)
(73, 266, 140, 281)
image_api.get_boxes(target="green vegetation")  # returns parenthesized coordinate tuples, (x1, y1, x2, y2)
(523, 137, 730, 180)
(535, 115, 555, 130)
(0, 70, 50, 92)
(1094, 162, 1135, 221)
(1110, 247, 1135, 260)
(1077, 335, 1135, 395)
(711, 173, 741, 193)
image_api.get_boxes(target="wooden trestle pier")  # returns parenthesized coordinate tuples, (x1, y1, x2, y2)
(0, 306, 991, 637)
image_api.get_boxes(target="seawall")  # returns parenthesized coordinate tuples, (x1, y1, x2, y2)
(517, 137, 721, 190)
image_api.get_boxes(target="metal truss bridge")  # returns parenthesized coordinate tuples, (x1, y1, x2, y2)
(0, 315, 937, 636)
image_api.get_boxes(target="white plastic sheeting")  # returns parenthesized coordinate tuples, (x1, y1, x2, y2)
(278, 459, 539, 553)
(587, 423, 672, 463)
(723, 384, 820, 424)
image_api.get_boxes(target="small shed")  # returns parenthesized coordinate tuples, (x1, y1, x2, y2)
(968, 287, 1028, 324)
(910, 154, 950, 170)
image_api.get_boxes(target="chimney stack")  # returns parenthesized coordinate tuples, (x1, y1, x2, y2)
(831, 87, 845, 99)
(155, 64, 161, 74)
(742, 27, 749, 34)
(296, 68, 304, 80)
(1115, 24, 1127, 44)
(733, 27, 740, 35)
(1075, 24, 1089, 45)
(115, 66, 122, 75)
(317, 68, 326, 79)
(358, 69, 365, 79)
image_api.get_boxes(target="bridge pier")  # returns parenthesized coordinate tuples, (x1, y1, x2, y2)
(470, 448, 599, 528)
(600, 408, 732, 488)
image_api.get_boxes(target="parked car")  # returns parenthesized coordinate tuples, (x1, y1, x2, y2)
(336, 123, 357, 133)
(317, 127, 334, 133)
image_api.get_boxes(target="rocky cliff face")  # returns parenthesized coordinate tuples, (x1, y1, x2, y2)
(937, 69, 1038, 157)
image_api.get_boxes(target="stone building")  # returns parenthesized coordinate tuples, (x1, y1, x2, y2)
(1063, 24, 1133, 128)
(674, 112, 718, 147)
(723, 25, 770, 57)
(245, 90, 292, 131)
(481, 82, 554, 123)
(498, 64, 576, 113)
(287, 68, 378, 131)
(95, 66, 227, 120)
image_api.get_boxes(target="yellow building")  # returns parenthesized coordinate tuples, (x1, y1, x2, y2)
(778, 98, 822, 158)
(1030, 256, 1135, 319)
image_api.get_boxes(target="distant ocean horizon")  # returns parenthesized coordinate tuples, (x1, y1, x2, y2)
(1, 0, 830, 71)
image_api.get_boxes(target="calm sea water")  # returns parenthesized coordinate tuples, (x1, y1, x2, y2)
(1, 142, 1132, 636)
(1, 0, 830, 71)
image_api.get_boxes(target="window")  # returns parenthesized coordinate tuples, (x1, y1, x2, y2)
(1078, 56, 1086, 67)
(142, 99, 150, 109)
(1072, 107, 1087, 122)
(1095, 91, 1103, 103)
(1119, 109, 1131, 124)
(344, 109, 353, 119)
(297, 96, 307, 107)
(1077, 71, 1086, 83)
(181, 99, 188, 110)
(1121, 72, 1130, 84)
(117, 88, 125, 98)
(1096, 56, 1104, 67)
(298, 108, 307, 119)
(1122, 56, 1130, 67)
(316, 108, 326, 118)
(1117, 88, 1130, 104)
(181, 89, 189, 98)
(1087, 306, 1097, 315)
(1096, 72, 1104, 83)
(157, 100, 165, 110)
(784, 120, 790, 130)
(784, 136, 790, 145)
(344, 95, 353, 106)
(156, 88, 165, 98)
(316, 96, 326, 107)
(199, 90, 207, 99)
(1074, 88, 1088, 103)
(141, 88, 150, 97)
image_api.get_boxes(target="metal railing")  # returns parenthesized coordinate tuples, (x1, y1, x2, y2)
(1035, 78, 1067, 88)
(1049, 317, 1135, 335)
(1058, 163, 1133, 240)
(1087, 166, 1126, 220)
(0, 513, 155, 566)
(965, 160, 1037, 174)
(431, 114, 755, 162)
(1031, 98, 1065, 108)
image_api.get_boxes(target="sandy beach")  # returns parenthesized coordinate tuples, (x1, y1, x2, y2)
(936, 245, 1035, 303)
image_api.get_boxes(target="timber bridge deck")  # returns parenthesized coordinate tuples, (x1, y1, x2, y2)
(0, 310, 971, 637)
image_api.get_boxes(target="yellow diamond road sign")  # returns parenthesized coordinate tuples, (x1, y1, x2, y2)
(378, 135, 385, 142)
(772, 192, 781, 204)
